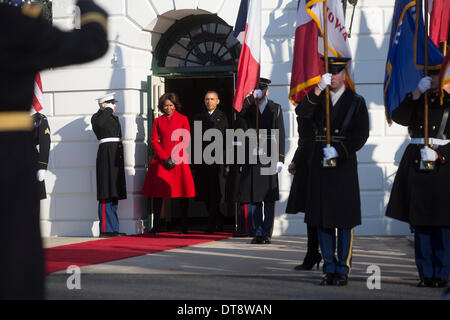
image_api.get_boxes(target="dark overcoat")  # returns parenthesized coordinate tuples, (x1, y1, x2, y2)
(233, 96, 286, 203)
(91, 107, 127, 201)
(386, 91, 450, 227)
(192, 108, 229, 202)
(32, 112, 51, 200)
(298, 88, 369, 229)
(0, 0, 108, 299)
(285, 107, 315, 214)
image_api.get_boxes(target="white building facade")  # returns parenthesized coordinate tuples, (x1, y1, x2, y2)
(40, 0, 411, 237)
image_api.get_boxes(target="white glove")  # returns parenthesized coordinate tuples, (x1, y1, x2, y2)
(417, 76, 431, 94)
(420, 146, 437, 162)
(254, 89, 264, 99)
(317, 73, 332, 91)
(323, 146, 338, 160)
(276, 162, 283, 173)
(37, 169, 46, 182)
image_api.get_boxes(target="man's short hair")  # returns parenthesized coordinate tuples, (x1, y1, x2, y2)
(205, 90, 219, 98)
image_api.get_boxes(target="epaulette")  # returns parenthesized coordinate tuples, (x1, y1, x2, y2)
(21, 3, 42, 19)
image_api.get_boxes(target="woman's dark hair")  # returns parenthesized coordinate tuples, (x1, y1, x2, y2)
(158, 92, 182, 112)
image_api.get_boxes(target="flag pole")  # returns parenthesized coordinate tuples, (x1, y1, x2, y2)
(421, 0, 434, 170)
(424, 0, 429, 148)
(323, 2, 331, 147)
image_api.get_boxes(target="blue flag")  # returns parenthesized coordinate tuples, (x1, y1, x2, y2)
(233, 0, 248, 42)
(384, 0, 444, 122)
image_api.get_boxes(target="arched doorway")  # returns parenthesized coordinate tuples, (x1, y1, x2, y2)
(149, 14, 241, 232)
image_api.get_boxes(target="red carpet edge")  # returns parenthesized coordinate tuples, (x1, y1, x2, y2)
(45, 232, 232, 275)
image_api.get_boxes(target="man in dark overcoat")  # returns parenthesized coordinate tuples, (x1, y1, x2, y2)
(0, 0, 108, 299)
(236, 78, 286, 244)
(91, 92, 127, 238)
(386, 71, 450, 288)
(193, 91, 229, 233)
(32, 110, 51, 200)
(297, 57, 369, 285)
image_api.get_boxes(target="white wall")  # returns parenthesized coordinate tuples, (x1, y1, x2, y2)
(41, 0, 410, 237)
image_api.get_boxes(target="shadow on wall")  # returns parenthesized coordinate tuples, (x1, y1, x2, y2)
(48, 117, 97, 237)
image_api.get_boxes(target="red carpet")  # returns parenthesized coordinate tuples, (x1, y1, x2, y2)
(45, 232, 232, 275)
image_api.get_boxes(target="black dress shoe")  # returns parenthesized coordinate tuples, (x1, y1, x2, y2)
(333, 274, 348, 286)
(433, 279, 449, 288)
(100, 232, 120, 238)
(251, 236, 264, 244)
(263, 236, 271, 244)
(417, 278, 434, 287)
(320, 273, 335, 286)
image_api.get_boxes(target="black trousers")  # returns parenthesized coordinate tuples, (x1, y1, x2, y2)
(152, 197, 189, 232)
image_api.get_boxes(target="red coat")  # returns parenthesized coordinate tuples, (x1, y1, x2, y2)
(141, 110, 195, 198)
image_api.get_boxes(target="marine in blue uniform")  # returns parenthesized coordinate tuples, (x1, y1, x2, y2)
(297, 57, 369, 286)
(386, 71, 450, 288)
(91, 93, 127, 238)
(0, 0, 109, 299)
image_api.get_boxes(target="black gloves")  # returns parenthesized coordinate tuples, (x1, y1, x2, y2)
(163, 158, 175, 170)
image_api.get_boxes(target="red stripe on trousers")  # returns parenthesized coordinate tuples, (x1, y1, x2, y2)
(244, 204, 248, 233)
(102, 200, 106, 232)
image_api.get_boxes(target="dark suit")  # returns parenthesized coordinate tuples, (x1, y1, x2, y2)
(193, 108, 228, 232)
(0, 0, 108, 299)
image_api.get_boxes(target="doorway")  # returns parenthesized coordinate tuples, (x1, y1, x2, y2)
(163, 74, 236, 232)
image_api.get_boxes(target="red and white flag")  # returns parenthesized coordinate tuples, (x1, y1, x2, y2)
(232, 0, 261, 112)
(439, 52, 450, 105)
(32, 73, 44, 113)
(289, 0, 354, 104)
(429, 0, 450, 48)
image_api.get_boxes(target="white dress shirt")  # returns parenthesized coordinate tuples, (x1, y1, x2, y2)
(330, 85, 346, 106)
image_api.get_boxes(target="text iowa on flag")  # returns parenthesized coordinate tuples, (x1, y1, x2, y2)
(289, 0, 354, 105)
(384, 0, 444, 123)
(232, 0, 261, 112)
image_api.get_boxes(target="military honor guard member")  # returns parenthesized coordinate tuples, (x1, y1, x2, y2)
(0, 0, 109, 299)
(297, 57, 369, 285)
(31, 110, 51, 200)
(91, 93, 127, 238)
(193, 91, 229, 233)
(386, 71, 450, 288)
(235, 78, 286, 244)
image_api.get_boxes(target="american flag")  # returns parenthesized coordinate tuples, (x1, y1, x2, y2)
(32, 73, 44, 112)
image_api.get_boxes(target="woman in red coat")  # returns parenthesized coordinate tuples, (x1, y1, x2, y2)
(142, 92, 195, 233)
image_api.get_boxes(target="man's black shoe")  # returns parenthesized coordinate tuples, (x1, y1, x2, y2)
(263, 236, 271, 244)
(320, 273, 335, 286)
(99, 232, 118, 238)
(251, 236, 264, 244)
(433, 279, 449, 288)
(333, 274, 348, 286)
(417, 278, 434, 287)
